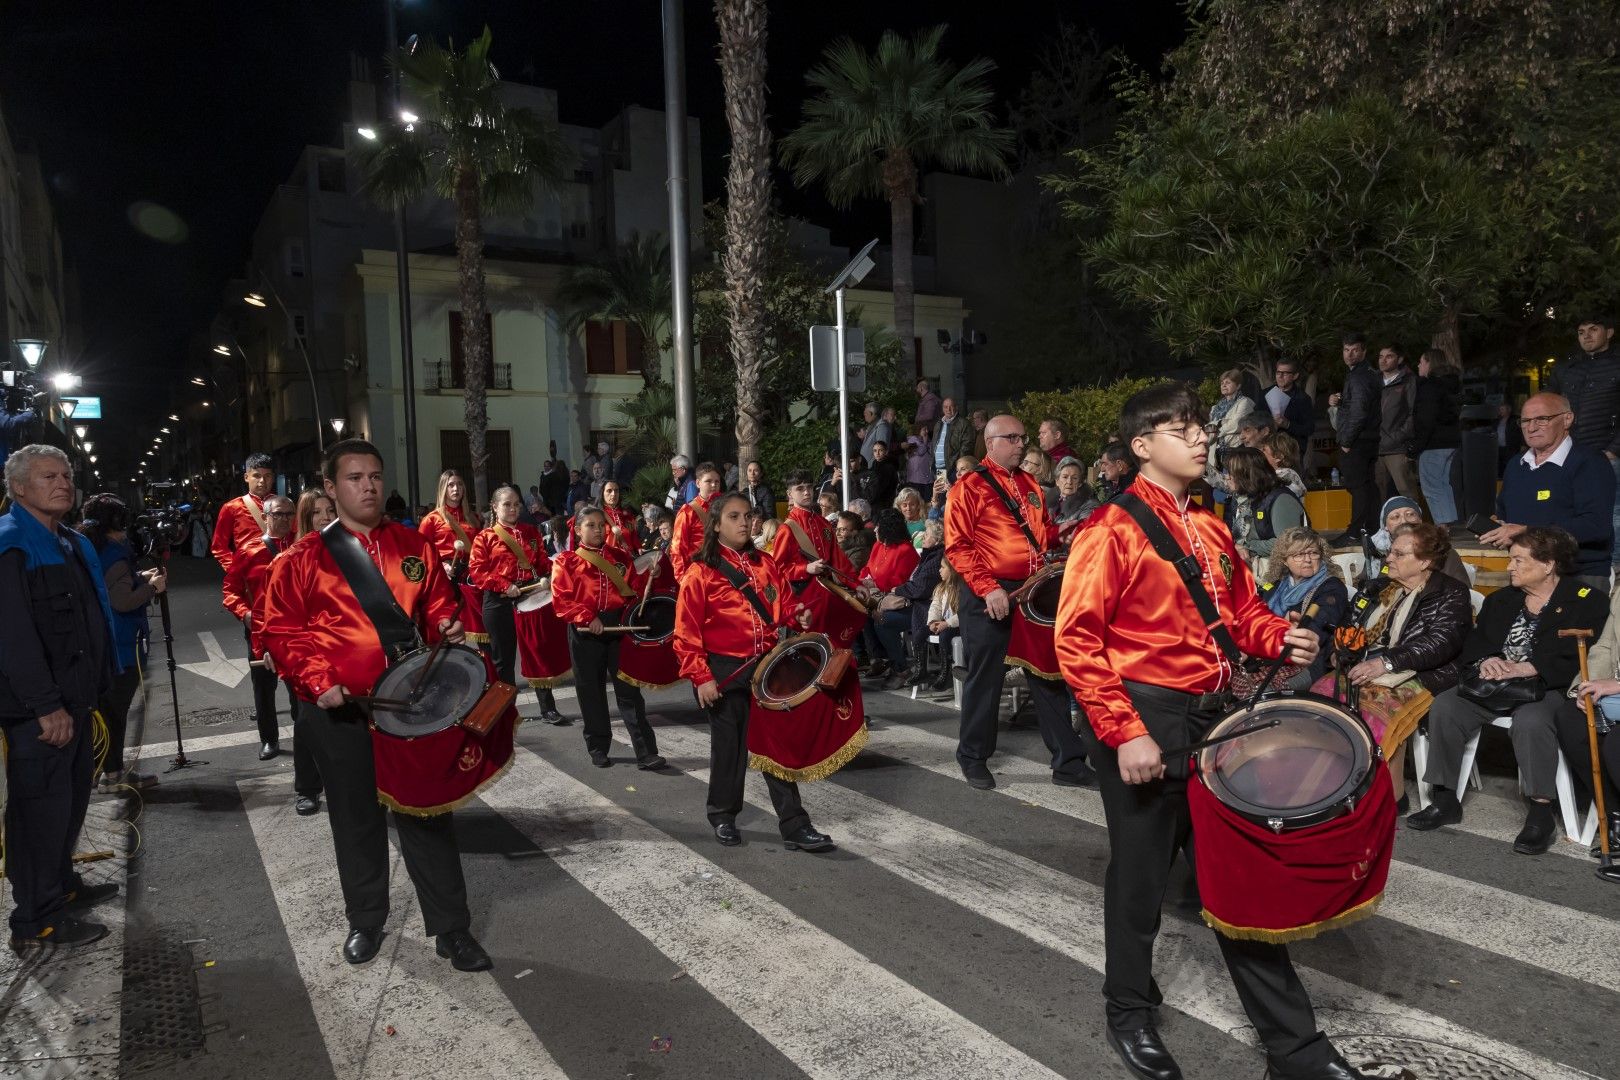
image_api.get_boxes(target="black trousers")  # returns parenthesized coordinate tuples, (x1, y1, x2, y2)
(246, 624, 293, 746)
(291, 703, 323, 797)
(1553, 698, 1620, 811)
(1339, 442, 1380, 536)
(957, 587, 1089, 778)
(568, 626, 656, 757)
(482, 595, 518, 686)
(1076, 682, 1330, 1073)
(3, 709, 95, 936)
(296, 699, 468, 936)
(98, 665, 141, 776)
(705, 654, 808, 837)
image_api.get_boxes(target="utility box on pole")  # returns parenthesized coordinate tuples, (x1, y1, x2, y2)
(809, 325, 866, 394)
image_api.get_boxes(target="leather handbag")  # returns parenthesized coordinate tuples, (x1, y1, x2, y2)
(1456, 660, 1543, 712)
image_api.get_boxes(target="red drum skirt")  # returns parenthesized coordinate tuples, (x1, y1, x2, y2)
(616, 595, 681, 689)
(370, 652, 516, 817)
(798, 578, 867, 650)
(747, 660, 868, 783)
(459, 583, 488, 643)
(1005, 608, 1061, 681)
(514, 604, 571, 688)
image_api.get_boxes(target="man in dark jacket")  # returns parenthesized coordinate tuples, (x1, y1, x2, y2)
(1550, 314, 1620, 568)
(1332, 332, 1384, 542)
(0, 445, 118, 950)
(1374, 344, 1419, 501)
(1267, 360, 1315, 447)
(1410, 350, 1463, 526)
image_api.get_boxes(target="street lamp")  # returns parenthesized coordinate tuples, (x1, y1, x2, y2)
(240, 279, 325, 450)
(52, 372, 81, 392)
(82, 441, 93, 453)
(60, 398, 76, 419)
(73, 425, 88, 439)
(243, 293, 268, 308)
(168, 414, 179, 422)
(330, 417, 347, 437)
(213, 344, 231, 356)
(12, 337, 46, 369)
(191, 376, 207, 386)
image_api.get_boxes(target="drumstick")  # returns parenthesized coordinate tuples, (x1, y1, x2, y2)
(598, 625, 651, 633)
(1243, 603, 1320, 711)
(516, 579, 548, 594)
(1159, 717, 1282, 761)
(346, 695, 421, 712)
(1560, 628, 1617, 881)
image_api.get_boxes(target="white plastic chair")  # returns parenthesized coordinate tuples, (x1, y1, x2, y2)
(1468, 589, 1485, 616)
(1462, 561, 1478, 585)
(1414, 717, 1597, 845)
(1330, 552, 1364, 584)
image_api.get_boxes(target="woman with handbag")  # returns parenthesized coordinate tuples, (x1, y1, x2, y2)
(1554, 584, 1620, 858)
(1240, 527, 1348, 695)
(1408, 526, 1609, 853)
(1309, 522, 1470, 806)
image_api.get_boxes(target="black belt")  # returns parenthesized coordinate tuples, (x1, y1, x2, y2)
(1122, 679, 1231, 716)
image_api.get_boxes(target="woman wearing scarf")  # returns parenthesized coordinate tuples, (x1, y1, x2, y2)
(1239, 528, 1348, 696)
(1312, 521, 1470, 808)
(1363, 496, 1469, 587)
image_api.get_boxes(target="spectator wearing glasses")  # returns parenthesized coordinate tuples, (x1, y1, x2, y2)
(1481, 392, 1616, 591)
(1266, 360, 1315, 446)
(1248, 527, 1348, 694)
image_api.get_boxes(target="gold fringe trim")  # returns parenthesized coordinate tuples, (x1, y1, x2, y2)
(749, 724, 869, 783)
(464, 632, 490, 644)
(1201, 892, 1384, 944)
(1005, 656, 1063, 682)
(616, 672, 679, 690)
(375, 752, 515, 818)
(527, 673, 572, 689)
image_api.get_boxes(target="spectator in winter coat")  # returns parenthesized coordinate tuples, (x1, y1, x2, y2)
(1333, 331, 1384, 540)
(1410, 350, 1462, 526)
(1549, 314, 1620, 567)
(1375, 344, 1419, 501)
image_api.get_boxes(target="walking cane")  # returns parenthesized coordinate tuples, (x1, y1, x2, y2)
(1559, 628, 1620, 884)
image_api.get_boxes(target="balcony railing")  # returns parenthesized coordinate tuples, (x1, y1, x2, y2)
(424, 360, 512, 391)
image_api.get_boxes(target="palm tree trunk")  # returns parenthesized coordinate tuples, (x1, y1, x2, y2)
(716, 0, 771, 473)
(883, 149, 919, 375)
(639, 329, 664, 389)
(453, 164, 492, 512)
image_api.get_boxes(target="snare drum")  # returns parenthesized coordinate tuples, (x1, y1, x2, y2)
(746, 634, 867, 783)
(515, 580, 552, 612)
(1186, 694, 1397, 943)
(1005, 563, 1064, 680)
(751, 633, 854, 711)
(1009, 561, 1064, 627)
(616, 594, 680, 689)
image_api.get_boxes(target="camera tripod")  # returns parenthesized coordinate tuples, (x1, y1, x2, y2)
(141, 554, 205, 774)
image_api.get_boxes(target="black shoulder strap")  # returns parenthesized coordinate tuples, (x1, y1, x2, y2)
(711, 554, 776, 626)
(320, 521, 421, 658)
(972, 465, 1044, 553)
(1113, 491, 1242, 664)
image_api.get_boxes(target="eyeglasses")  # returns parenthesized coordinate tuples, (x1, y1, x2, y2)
(1284, 550, 1321, 560)
(1141, 424, 1208, 445)
(1275, 369, 1298, 377)
(988, 433, 1028, 444)
(1518, 411, 1571, 429)
(268, 511, 293, 518)
(1388, 548, 1417, 560)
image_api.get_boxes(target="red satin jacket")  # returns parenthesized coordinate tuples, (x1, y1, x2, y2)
(1055, 475, 1289, 748)
(467, 522, 550, 595)
(261, 521, 459, 702)
(674, 546, 800, 686)
(418, 506, 478, 566)
(669, 492, 716, 581)
(210, 494, 267, 574)
(221, 535, 287, 657)
(551, 544, 646, 626)
(769, 505, 855, 585)
(944, 457, 1057, 598)
(601, 504, 642, 554)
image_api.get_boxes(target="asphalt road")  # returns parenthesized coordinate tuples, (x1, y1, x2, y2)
(2, 554, 1617, 1080)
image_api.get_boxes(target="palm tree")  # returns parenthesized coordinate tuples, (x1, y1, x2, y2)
(781, 26, 1014, 360)
(715, 0, 772, 473)
(556, 232, 672, 388)
(357, 27, 570, 509)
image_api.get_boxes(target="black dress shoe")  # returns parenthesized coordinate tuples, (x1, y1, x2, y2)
(1268, 1051, 1369, 1080)
(589, 749, 611, 768)
(881, 669, 912, 691)
(1405, 793, 1462, 831)
(10, 916, 109, 953)
(714, 821, 741, 846)
(1395, 793, 1409, 815)
(65, 882, 119, 911)
(961, 763, 995, 790)
(783, 824, 835, 852)
(295, 794, 320, 816)
(435, 929, 493, 972)
(1052, 763, 1098, 788)
(1105, 1025, 1183, 1080)
(542, 709, 571, 725)
(259, 741, 280, 761)
(637, 754, 667, 771)
(343, 927, 384, 965)
(1513, 805, 1557, 855)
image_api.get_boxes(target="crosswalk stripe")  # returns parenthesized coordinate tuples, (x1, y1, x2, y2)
(0, 800, 128, 1074)
(238, 776, 568, 1080)
(868, 719, 1620, 994)
(632, 723, 1604, 1080)
(483, 746, 1068, 1080)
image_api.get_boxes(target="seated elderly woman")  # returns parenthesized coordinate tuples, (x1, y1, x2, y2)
(861, 510, 922, 685)
(1408, 526, 1610, 853)
(1239, 527, 1348, 695)
(1364, 496, 1470, 587)
(1555, 581, 1620, 869)
(894, 487, 929, 548)
(1311, 522, 1471, 805)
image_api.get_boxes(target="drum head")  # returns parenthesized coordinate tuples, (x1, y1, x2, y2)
(633, 549, 663, 574)
(1198, 696, 1373, 828)
(516, 583, 552, 612)
(1023, 568, 1063, 626)
(371, 644, 490, 738)
(630, 595, 676, 643)
(753, 634, 831, 711)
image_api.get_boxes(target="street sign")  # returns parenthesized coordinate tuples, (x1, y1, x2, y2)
(60, 396, 102, 418)
(809, 325, 866, 393)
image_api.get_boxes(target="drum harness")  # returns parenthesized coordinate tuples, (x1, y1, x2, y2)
(710, 556, 787, 692)
(971, 465, 1060, 584)
(321, 521, 428, 667)
(491, 523, 540, 590)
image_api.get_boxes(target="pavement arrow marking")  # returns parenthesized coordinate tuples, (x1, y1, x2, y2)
(178, 630, 251, 689)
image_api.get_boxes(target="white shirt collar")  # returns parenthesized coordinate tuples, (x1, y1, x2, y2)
(1521, 435, 1574, 470)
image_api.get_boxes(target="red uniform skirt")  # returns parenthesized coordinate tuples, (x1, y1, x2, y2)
(459, 583, 488, 643)
(514, 604, 571, 688)
(1005, 608, 1061, 681)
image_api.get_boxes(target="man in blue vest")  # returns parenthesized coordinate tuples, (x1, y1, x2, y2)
(0, 444, 118, 951)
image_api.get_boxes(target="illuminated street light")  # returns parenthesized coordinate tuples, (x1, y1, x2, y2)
(168, 414, 179, 422)
(73, 425, 88, 439)
(191, 376, 207, 386)
(357, 126, 378, 141)
(399, 109, 418, 124)
(243, 293, 268, 308)
(160, 427, 171, 434)
(213, 344, 231, 356)
(88, 454, 97, 463)
(52, 372, 81, 391)
(82, 441, 93, 453)
(12, 338, 46, 369)
(331, 418, 347, 437)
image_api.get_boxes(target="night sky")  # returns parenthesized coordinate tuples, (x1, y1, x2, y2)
(0, 0, 1184, 475)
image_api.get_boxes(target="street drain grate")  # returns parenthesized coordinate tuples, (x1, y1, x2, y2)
(119, 936, 205, 1071)
(1337, 1035, 1539, 1080)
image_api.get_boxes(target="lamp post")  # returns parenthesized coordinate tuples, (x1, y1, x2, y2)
(243, 280, 325, 451)
(381, 0, 421, 506)
(661, 0, 696, 461)
(11, 338, 46, 370)
(331, 417, 347, 439)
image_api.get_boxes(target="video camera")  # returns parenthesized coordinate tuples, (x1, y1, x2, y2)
(134, 484, 192, 558)
(2, 369, 48, 416)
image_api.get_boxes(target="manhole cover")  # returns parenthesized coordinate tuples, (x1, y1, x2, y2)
(1337, 1035, 1539, 1080)
(119, 936, 205, 1070)
(183, 706, 253, 728)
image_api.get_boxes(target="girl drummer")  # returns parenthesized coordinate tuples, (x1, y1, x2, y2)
(673, 491, 833, 852)
(418, 469, 488, 646)
(468, 485, 569, 724)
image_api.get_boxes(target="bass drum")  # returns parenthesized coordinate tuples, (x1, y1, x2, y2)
(370, 644, 490, 738)
(616, 594, 680, 690)
(746, 634, 867, 784)
(1186, 694, 1396, 943)
(1009, 560, 1064, 627)
(751, 633, 852, 711)
(626, 593, 676, 644)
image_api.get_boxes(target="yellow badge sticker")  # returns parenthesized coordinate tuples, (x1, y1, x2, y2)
(1255, 510, 1265, 520)
(1537, 489, 1551, 501)
(401, 556, 427, 583)
(1579, 587, 1592, 597)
